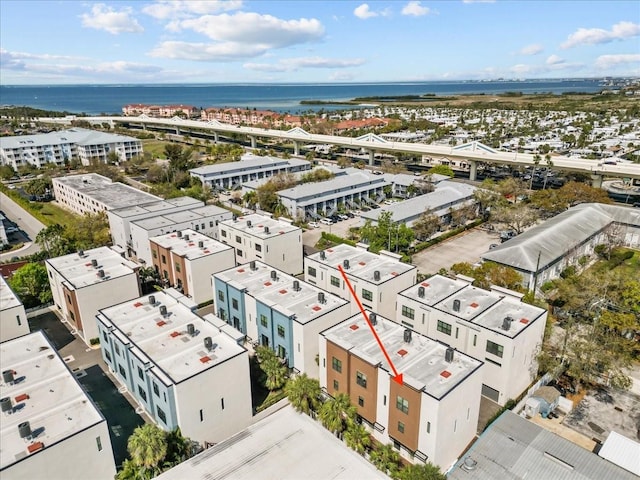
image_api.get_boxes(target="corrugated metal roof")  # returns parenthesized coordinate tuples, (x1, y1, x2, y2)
(598, 431, 640, 475)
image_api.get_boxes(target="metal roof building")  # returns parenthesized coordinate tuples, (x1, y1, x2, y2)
(449, 410, 638, 480)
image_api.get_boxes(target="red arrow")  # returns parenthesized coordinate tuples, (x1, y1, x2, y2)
(338, 265, 404, 385)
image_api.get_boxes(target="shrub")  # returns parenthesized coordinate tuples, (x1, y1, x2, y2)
(89, 337, 100, 346)
(540, 281, 555, 292)
(560, 266, 576, 279)
(594, 244, 608, 258)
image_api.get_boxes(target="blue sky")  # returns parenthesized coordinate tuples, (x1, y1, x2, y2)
(1, 0, 638, 84)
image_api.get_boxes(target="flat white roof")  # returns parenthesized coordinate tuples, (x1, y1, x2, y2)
(215, 261, 347, 325)
(133, 205, 231, 231)
(150, 229, 233, 261)
(598, 431, 640, 476)
(219, 213, 300, 238)
(0, 275, 22, 311)
(277, 171, 390, 201)
(0, 127, 139, 150)
(98, 291, 246, 384)
(322, 313, 482, 399)
(190, 154, 309, 176)
(108, 197, 203, 219)
(307, 243, 416, 285)
(156, 405, 388, 480)
(46, 246, 139, 289)
(0, 331, 105, 470)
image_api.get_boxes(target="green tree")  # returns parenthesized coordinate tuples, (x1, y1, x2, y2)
(285, 373, 321, 414)
(450, 261, 524, 292)
(164, 144, 194, 182)
(413, 209, 440, 241)
(126, 424, 168, 478)
(0, 164, 16, 180)
(490, 202, 538, 234)
(255, 345, 289, 391)
(35, 224, 73, 258)
(8, 263, 52, 308)
(370, 443, 401, 476)
(395, 462, 446, 480)
(242, 190, 258, 209)
(427, 164, 454, 177)
(23, 178, 52, 197)
(67, 212, 111, 249)
(319, 392, 356, 435)
(343, 422, 371, 455)
(360, 211, 414, 254)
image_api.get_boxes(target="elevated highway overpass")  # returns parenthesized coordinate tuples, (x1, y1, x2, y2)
(38, 115, 640, 185)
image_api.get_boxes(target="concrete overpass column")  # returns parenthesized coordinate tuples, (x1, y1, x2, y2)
(175, 127, 180, 135)
(213, 132, 219, 143)
(591, 174, 603, 189)
(249, 135, 257, 148)
(368, 149, 375, 166)
(469, 160, 478, 181)
(293, 141, 300, 156)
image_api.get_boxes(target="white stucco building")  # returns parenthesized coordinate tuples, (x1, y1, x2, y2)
(96, 291, 253, 446)
(46, 246, 141, 345)
(218, 213, 303, 275)
(0, 275, 29, 343)
(0, 331, 116, 480)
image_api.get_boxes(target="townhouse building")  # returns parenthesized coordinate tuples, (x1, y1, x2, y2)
(130, 205, 232, 266)
(189, 154, 310, 191)
(396, 275, 547, 405)
(213, 261, 350, 377)
(122, 104, 199, 118)
(0, 128, 142, 170)
(304, 244, 417, 320)
(0, 331, 116, 480)
(46, 247, 141, 345)
(0, 275, 29, 342)
(96, 291, 252, 445)
(320, 313, 483, 470)
(149, 229, 235, 305)
(218, 213, 303, 275)
(52, 173, 160, 215)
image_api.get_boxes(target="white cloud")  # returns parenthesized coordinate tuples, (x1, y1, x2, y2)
(561, 21, 640, 49)
(142, 0, 242, 20)
(149, 41, 266, 61)
(519, 44, 543, 55)
(329, 72, 356, 81)
(546, 54, 564, 65)
(80, 4, 143, 34)
(244, 56, 366, 72)
(354, 4, 378, 19)
(594, 54, 640, 69)
(402, 1, 431, 16)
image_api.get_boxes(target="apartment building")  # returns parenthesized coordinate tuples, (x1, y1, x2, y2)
(150, 229, 235, 305)
(213, 261, 350, 377)
(130, 205, 232, 265)
(96, 291, 252, 445)
(319, 313, 483, 470)
(397, 275, 547, 405)
(304, 244, 417, 320)
(218, 213, 303, 275)
(52, 173, 160, 215)
(122, 104, 200, 118)
(0, 331, 116, 480)
(46, 247, 141, 345)
(189, 154, 310, 191)
(107, 196, 203, 256)
(0, 275, 29, 343)
(0, 128, 142, 169)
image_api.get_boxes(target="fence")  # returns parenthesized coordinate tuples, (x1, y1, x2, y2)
(513, 372, 553, 414)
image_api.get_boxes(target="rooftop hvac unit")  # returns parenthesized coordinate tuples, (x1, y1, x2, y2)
(461, 457, 477, 472)
(418, 286, 425, 298)
(445, 347, 455, 363)
(204, 336, 213, 351)
(247, 220, 252, 228)
(159, 305, 168, 317)
(148, 295, 156, 306)
(403, 329, 412, 343)
(343, 259, 350, 270)
(177, 231, 182, 238)
(198, 240, 204, 248)
(264, 226, 270, 234)
(187, 323, 195, 336)
(370, 312, 377, 326)
(318, 292, 326, 304)
(374, 270, 381, 282)
(97, 269, 105, 279)
(184, 234, 190, 241)
(91, 259, 98, 268)
(271, 270, 277, 281)
(0, 397, 12, 413)
(293, 280, 301, 292)
(502, 316, 513, 331)
(18, 421, 31, 439)
(250, 260, 257, 271)
(77, 250, 84, 258)
(453, 299, 461, 312)
(320, 251, 326, 260)
(2, 370, 15, 384)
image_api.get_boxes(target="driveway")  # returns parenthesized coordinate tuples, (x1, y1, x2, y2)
(0, 192, 45, 261)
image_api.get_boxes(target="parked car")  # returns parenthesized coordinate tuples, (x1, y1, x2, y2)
(320, 218, 334, 225)
(338, 214, 349, 220)
(308, 221, 320, 228)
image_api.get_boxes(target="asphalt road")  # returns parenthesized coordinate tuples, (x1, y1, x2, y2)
(0, 192, 45, 261)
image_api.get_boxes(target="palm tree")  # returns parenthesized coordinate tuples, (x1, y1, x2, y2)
(343, 422, 371, 455)
(542, 154, 554, 190)
(126, 424, 167, 477)
(369, 443, 401, 476)
(242, 190, 257, 209)
(256, 346, 289, 391)
(395, 462, 446, 480)
(319, 393, 356, 435)
(285, 373, 321, 414)
(530, 154, 541, 191)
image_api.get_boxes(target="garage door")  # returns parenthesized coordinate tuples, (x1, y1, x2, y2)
(482, 384, 500, 402)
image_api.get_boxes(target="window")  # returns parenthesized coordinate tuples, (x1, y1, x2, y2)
(277, 345, 286, 359)
(96, 436, 102, 452)
(455, 327, 459, 339)
(103, 331, 108, 342)
(486, 340, 504, 358)
(362, 289, 373, 301)
(153, 382, 159, 396)
(157, 407, 167, 424)
(332, 357, 342, 373)
(358, 396, 365, 407)
(383, 395, 387, 406)
(255, 244, 262, 252)
(277, 325, 285, 338)
(221, 398, 225, 410)
(218, 290, 225, 302)
(427, 421, 431, 433)
(232, 298, 239, 310)
(235, 235, 242, 244)
(473, 335, 477, 347)
(137, 366, 144, 380)
(330, 276, 340, 287)
(396, 396, 409, 414)
(161, 255, 167, 264)
(153, 251, 157, 259)
(210, 221, 214, 228)
(398, 421, 405, 434)
(221, 230, 227, 238)
(104, 350, 111, 362)
(200, 409, 204, 422)
(356, 371, 367, 388)
(118, 364, 127, 379)
(138, 385, 147, 402)
(260, 314, 268, 327)
(307, 266, 316, 278)
(401, 305, 415, 320)
(437, 320, 452, 336)
(16, 315, 22, 326)
(333, 379, 339, 390)
(237, 249, 243, 257)
(69, 311, 75, 321)
(175, 263, 181, 273)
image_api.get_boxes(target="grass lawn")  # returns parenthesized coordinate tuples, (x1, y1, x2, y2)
(591, 247, 640, 277)
(142, 139, 172, 158)
(0, 185, 79, 227)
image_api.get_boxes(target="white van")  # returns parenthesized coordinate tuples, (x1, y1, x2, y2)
(320, 218, 334, 225)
